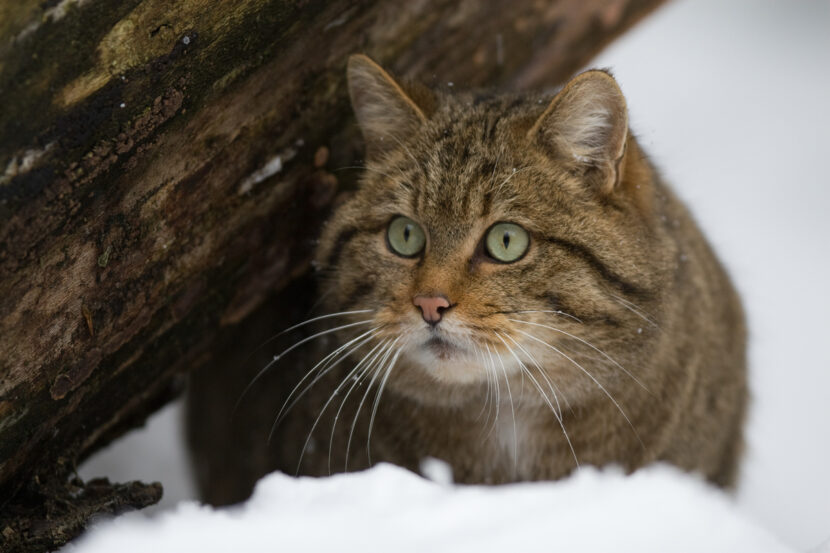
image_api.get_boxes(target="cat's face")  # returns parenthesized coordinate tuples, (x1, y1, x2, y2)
(316, 56, 672, 405)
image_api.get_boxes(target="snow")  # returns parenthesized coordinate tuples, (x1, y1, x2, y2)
(70, 463, 793, 553)
(237, 154, 285, 195)
(76, 0, 830, 550)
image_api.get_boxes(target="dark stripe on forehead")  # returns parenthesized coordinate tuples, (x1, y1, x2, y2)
(460, 176, 471, 215)
(410, 179, 421, 213)
(480, 189, 493, 218)
(542, 235, 647, 297)
(481, 115, 498, 143)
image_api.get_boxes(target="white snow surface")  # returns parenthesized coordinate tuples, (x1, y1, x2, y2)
(70, 463, 792, 553)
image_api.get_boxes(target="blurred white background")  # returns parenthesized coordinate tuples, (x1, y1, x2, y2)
(80, 0, 830, 549)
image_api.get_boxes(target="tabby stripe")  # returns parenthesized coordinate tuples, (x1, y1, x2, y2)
(411, 182, 421, 213)
(542, 235, 646, 297)
(325, 224, 384, 269)
(480, 189, 493, 218)
(460, 143, 471, 163)
(533, 292, 622, 327)
(343, 280, 376, 310)
(481, 116, 497, 142)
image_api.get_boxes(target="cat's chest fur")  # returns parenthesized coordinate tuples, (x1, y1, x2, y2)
(364, 379, 659, 484)
(369, 393, 546, 484)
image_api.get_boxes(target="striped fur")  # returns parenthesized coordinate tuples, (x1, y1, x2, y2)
(309, 55, 746, 487)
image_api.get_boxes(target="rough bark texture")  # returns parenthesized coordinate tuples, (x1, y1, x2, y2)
(0, 0, 664, 550)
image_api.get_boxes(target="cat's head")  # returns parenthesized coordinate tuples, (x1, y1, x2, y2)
(315, 55, 672, 405)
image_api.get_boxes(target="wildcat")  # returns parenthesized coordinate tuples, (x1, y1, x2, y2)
(306, 55, 747, 487)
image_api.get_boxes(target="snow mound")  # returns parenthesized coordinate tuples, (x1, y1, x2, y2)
(70, 463, 793, 553)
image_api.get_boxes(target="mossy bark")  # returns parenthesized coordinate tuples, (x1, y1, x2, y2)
(0, 0, 664, 550)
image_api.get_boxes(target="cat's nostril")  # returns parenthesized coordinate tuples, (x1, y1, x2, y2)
(413, 294, 452, 326)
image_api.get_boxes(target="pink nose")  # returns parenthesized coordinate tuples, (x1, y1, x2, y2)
(413, 294, 451, 326)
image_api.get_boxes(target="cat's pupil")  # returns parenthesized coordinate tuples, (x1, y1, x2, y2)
(502, 232, 510, 249)
(404, 225, 411, 242)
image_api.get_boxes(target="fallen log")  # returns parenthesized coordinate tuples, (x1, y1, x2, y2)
(0, 0, 665, 550)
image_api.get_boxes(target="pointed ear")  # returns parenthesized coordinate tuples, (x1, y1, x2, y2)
(528, 70, 628, 194)
(347, 54, 433, 159)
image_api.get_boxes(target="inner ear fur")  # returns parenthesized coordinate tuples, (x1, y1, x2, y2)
(347, 54, 435, 159)
(528, 70, 629, 194)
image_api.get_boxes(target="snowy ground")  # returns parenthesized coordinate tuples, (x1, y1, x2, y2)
(76, 0, 830, 550)
(71, 463, 796, 553)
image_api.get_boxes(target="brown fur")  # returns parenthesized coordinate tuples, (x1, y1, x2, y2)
(306, 55, 747, 487)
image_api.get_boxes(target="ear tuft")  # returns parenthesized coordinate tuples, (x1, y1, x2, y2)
(347, 55, 431, 159)
(528, 70, 628, 193)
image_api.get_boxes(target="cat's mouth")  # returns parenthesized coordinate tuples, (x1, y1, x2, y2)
(423, 335, 458, 360)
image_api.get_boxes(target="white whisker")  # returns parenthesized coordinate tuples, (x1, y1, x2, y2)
(509, 319, 650, 393)
(328, 339, 393, 474)
(345, 336, 402, 472)
(500, 331, 564, 419)
(473, 344, 493, 425)
(495, 165, 537, 193)
(513, 334, 574, 415)
(510, 309, 583, 324)
(239, 307, 372, 367)
(514, 328, 644, 449)
(495, 332, 555, 418)
(490, 336, 518, 473)
(366, 340, 406, 465)
(484, 342, 502, 438)
(295, 337, 387, 474)
(280, 309, 374, 336)
(269, 327, 379, 433)
(234, 319, 374, 415)
(496, 332, 579, 467)
(610, 294, 659, 329)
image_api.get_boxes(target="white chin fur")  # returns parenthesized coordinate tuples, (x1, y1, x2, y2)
(402, 327, 522, 386)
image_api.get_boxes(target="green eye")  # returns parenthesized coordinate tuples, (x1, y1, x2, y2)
(485, 222, 530, 263)
(387, 216, 426, 257)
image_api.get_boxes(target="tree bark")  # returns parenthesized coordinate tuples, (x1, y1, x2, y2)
(0, 0, 664, 550)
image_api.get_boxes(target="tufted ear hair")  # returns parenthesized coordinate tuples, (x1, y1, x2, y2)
(527, 70, 629, 194)
(347, 54, 434, 160)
